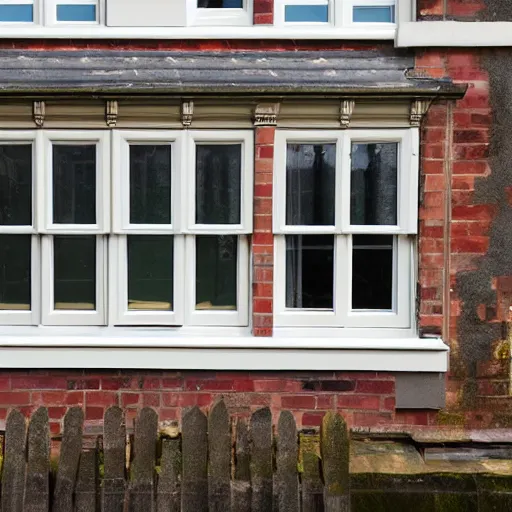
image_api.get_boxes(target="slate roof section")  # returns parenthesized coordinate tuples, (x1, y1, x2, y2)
(0, 50, 466, 96)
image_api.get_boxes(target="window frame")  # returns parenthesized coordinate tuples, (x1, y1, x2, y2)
(45, 0, 103, 26)
(185, 130, 253, 235)
(0, 0, 39, 24)
(273, 128, 417, 330)
(40, 130, 110, 234)
(187, 0, 253, 27)
(110, 129, 253, 328)
(275, 0, 396, 29)
(112, 130, 182, 235)
(41, 233, 107, 326)
(0, 132, 40, 325)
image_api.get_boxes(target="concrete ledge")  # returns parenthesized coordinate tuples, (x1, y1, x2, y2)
(0, 336, 449, 371)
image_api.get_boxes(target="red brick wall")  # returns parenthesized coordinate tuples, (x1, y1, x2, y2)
(253, 126, 275, 336)
(254, 0, 273, 24)
(417, 0, 486, 20)
(0, 370, 436, 435)
(417, 49, 512, 428)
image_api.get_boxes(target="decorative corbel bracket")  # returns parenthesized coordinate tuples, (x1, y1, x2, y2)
(105, 100, 118, 127)
(181, 101, 194, 127)
(33, 101, 45, 127)
(340, 99, 355, 128)
(410, 98, 433, 127)
(253, 103, 280, 126)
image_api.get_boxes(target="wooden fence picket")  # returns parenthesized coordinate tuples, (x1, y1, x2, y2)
(275, 411, 299, 512)
(249, 407, 273, 512)
(74, 449, 98, 512)
(0, 405, 357, 511)
(53, 407, 84, 512)
(128, 407, 158, 512)
(102, 406, 126, 512)
(321, 412, 350, 512)
(157, 437, 181, 512)
(23, 407, 50, 512)
(1, 410, 26, 512)
(181, 406, 208, 512)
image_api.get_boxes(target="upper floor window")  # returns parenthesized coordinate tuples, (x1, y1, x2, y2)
(276, 0, 395, 28)
(0, 0, 102, 24)
(0, 0, 252, 25)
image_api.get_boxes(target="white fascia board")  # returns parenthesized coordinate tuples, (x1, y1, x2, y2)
(397, 21, 512, 47)
(0, 336, 449, 371)
(0, 25, 395, 40)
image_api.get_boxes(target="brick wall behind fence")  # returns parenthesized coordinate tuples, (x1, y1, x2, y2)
(0, 370, 439, 435)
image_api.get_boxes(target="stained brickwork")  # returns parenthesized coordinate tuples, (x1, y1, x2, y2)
(0, 371, 412, 435)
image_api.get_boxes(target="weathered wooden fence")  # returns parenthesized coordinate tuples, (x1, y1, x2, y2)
(0, 402, 349, 512)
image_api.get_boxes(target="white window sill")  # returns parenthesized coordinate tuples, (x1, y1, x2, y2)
(0, 332, 448, 371)
(0, 25, 395, 39)
(397, 21, 512, 47)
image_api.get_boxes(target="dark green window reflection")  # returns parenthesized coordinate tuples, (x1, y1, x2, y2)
(196, 235, 237, 310)
(130, 145, 172, 224)
(128, 235, 173, 311)
(196, 144, 241, 225)
(0, 144, 32, 226)
(0, 235, 31, 310)
(53, 145, 96, 224)
(54, 235, 96, 310)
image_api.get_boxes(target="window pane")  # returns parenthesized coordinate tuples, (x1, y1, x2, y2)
(56, 4, 96, 21)
(196, 144, 241, 225)
(286, 143, 335, 226)
(53, 145, 96, 224)
(352, 235, 393, 310)
(0, 4, 33, 22)
(0, 235, 30, 310)
(196, 235, 237, 310)
(350, 142, 397, 226)
(54, 235, 96, 310)
(0, 144, 32, 226)
(130, 145, 172, 225)
(285, 5, 329, 23)
(353, 6, 395, 23)
(197, 0, 243, 7)
(128, 235, 173, 311)
(286, 235, 333, 309)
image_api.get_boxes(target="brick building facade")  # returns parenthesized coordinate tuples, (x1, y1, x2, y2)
(0, 0, 510, 435)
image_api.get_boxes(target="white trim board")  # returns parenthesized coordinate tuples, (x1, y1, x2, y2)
(0, 25, 395, 39)
(0, 336, 449, 371)
(396, 21, 512, 47)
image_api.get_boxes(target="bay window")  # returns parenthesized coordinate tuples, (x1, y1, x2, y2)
(273, 129, 417, 331)
(0, 130, 252, 328)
